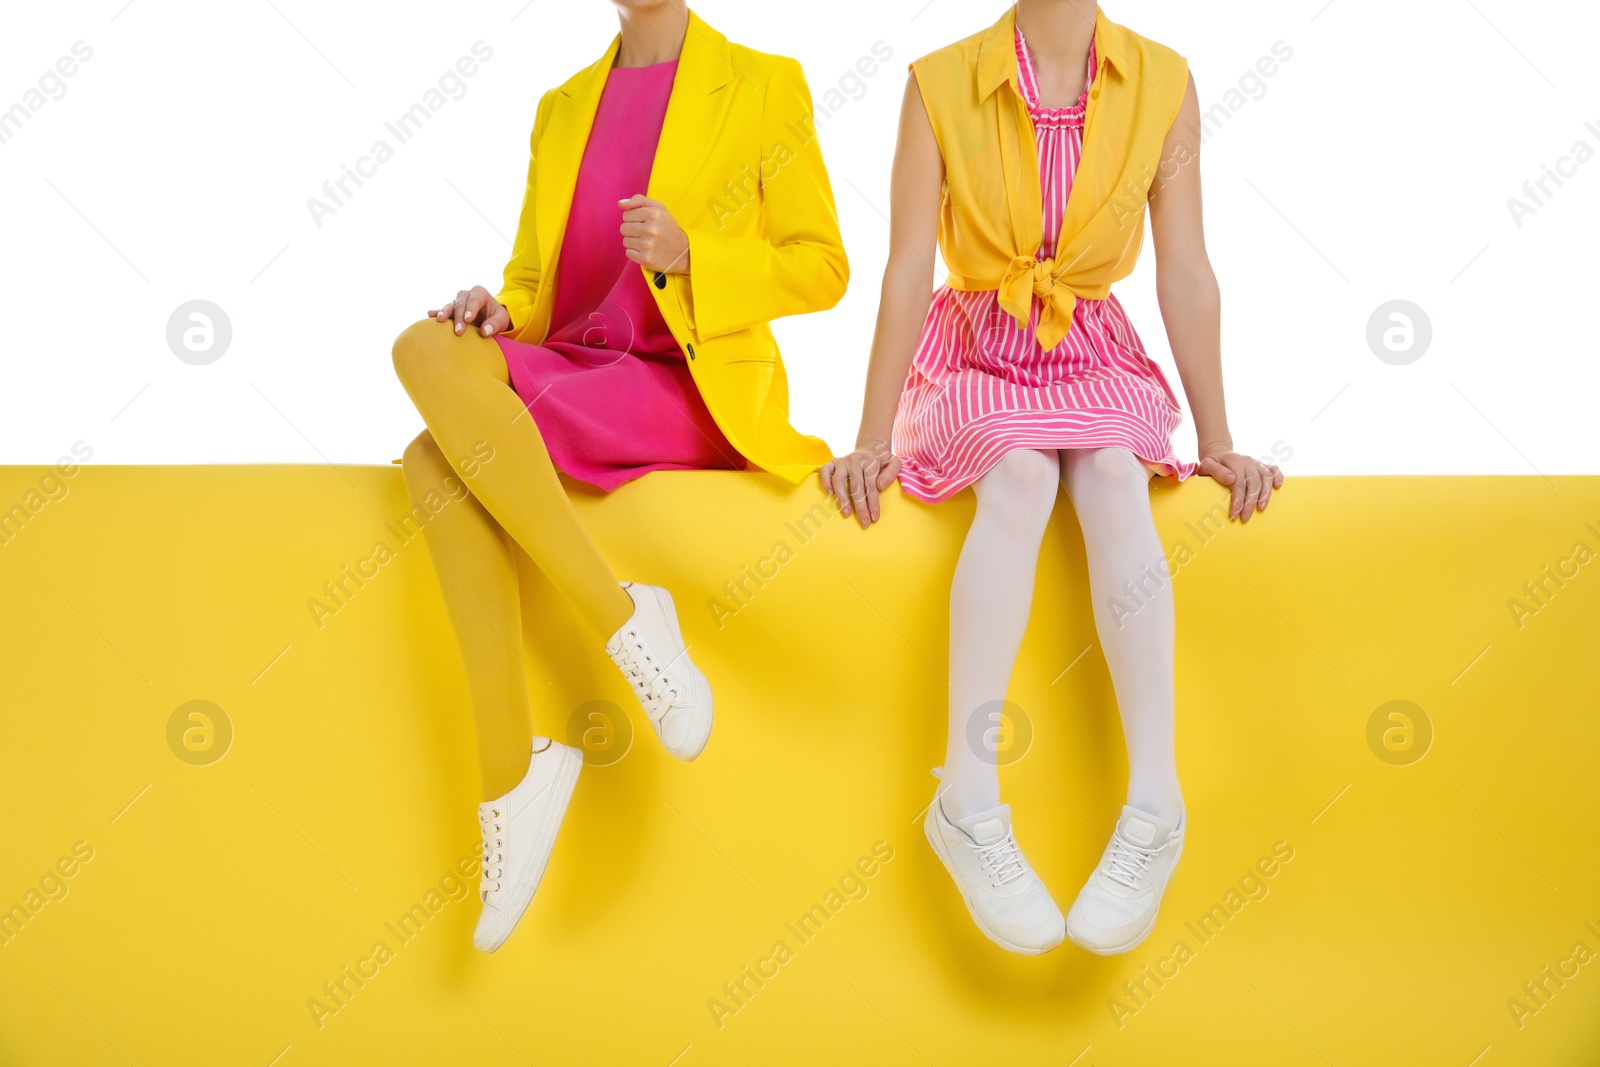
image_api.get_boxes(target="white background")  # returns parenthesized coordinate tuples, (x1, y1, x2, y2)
(2, 0, 1596, 474)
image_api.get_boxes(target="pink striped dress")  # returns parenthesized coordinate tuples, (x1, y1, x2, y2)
(892, 29, 1196, 504)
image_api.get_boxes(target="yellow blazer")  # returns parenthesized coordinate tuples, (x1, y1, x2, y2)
(495, 12, 848, 483)
(912, 7, 1189, 351)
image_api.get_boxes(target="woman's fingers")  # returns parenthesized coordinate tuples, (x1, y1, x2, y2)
(847, 464, 872, 527)
(875, 454, 902, 492)
(829, 463, 853, 518)
(432, 288, 508, 333)
(1239, 465, 1262, 522)
(618, 197, 681, 273)
(462, 287, 485, 327)
(622, 226, 655, 268)
(1228, 462, 1248, 518)
(482, 303, 510, 337)
(1196, 454, 1284, 520)
(822, 451, 900, 526)
(825, 462, 845, 515)
(620, 194, 662, 219)
(1199, 455, 1236, 485)
(861, 462, 882, 524)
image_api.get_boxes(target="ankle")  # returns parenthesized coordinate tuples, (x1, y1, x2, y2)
(938, 771, 1001, 824)
(480, 739, 540, 801)
(600, 582, 636, 637)
(1126, 792, 1184, 828)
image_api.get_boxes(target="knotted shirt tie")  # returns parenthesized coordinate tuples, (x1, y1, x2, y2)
(996, 254, 1078, 352)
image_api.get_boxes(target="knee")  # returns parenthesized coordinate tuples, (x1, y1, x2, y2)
(395, 316, 496, 392)
(978, 449, 1060, 534)
(392, 318, 448, 390)
(393, 317, 508, 397)
(1064, 448, 1152, 533)
(1066, 448, 1148, 498)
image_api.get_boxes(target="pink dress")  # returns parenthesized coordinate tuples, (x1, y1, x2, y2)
(494, 60, 743, 492)
(892, 31, 1196, 504)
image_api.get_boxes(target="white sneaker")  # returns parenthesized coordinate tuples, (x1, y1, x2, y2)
(1065, 805, 1186, 955)
(605, 582, 713, 760)
(473, 738, 583, 953)
(923, 785, 1066, 955)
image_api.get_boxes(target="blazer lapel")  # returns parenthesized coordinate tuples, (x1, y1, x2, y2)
(535, 38, 620, 276)
(647, 11, 737, 212)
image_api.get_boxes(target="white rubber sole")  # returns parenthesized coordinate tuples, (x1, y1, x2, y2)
(923, 804, 1064, 956)
(1065, 837, 1185, 956)
(474, 745, 582, 953)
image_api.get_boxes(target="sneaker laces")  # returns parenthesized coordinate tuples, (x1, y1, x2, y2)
(976, 834, 1027, 888)
(1104, 832, 1159, 890)
(479, 804, 505, 899)
(614, 628, 682, 717)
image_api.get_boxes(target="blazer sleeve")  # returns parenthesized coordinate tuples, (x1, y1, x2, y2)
(495, 89, 557, 335)
(681, 57, 850, 341)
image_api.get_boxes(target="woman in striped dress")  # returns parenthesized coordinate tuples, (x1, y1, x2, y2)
(823, 1, 1284, 956)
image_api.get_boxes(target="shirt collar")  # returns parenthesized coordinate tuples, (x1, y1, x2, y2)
(976, 5, 1127, 99)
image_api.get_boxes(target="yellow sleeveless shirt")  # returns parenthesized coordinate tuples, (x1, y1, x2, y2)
(911, 7, 1189, 350)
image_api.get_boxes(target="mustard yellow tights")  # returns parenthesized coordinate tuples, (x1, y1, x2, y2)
(391, 318, 634, 799)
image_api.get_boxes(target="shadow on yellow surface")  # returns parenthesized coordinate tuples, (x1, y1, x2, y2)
(1, 465, 1598, 1065)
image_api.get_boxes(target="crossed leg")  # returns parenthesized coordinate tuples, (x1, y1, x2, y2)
(392, 319, 634, 799)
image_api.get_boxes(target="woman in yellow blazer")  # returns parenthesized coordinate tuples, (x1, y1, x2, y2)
(390, 0, 846, 953)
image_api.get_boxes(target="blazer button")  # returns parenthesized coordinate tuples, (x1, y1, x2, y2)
(654, 271, 667, 290)
(686, 343, 696, 361)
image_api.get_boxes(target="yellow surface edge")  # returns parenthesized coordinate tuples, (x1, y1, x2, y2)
(1, 466, 1598, 1065)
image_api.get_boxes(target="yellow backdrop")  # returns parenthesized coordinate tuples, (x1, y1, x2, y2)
(1, 465, 1597, 1065)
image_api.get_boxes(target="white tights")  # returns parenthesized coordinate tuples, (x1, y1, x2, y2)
(941, 447, 1183, 826)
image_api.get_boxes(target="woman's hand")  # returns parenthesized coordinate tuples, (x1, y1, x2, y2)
(619, 195, 691, 275)
(430, 286, 511, 337)
(1197, 447, 1283, 523)
(821, 440, 903, 529)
